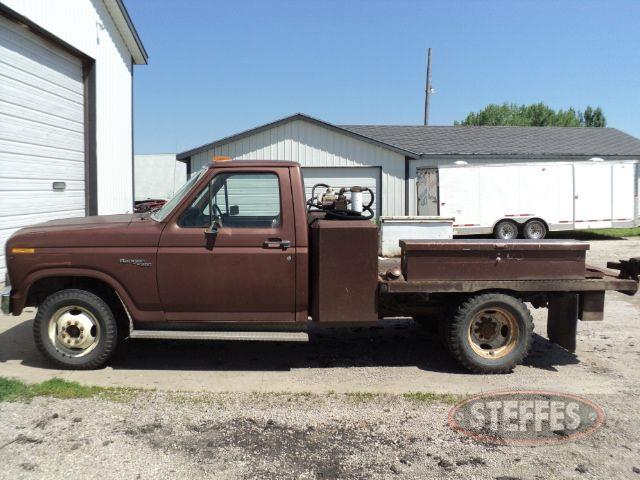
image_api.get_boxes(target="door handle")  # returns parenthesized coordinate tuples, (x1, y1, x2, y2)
(263, 238, 291, 250)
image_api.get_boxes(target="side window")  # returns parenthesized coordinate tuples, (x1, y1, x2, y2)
(179, 172, 281, 228)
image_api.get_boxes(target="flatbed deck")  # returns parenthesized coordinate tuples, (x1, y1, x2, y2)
(379, 266, 638, 295)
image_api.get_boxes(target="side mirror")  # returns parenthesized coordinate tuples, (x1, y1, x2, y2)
(229, 205, 240, 216)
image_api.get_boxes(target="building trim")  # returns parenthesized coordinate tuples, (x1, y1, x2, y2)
(130, 56, 135, 210)
(418, 153, 640, 159)
(103, 0, 148, 64)
(176, 113, 419, 160)
(84, 60, 97, 215)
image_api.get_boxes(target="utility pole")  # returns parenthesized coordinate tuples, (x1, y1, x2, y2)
(423, 48, 433, 126)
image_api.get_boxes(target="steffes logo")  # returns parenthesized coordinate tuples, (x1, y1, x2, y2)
(448, 390, 605, 446)
(119, 258, 152, 267)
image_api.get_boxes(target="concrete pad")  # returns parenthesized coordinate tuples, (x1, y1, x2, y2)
(1, 238, 639, 395)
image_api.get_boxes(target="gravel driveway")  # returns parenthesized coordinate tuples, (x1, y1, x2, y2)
(1, 237, 639, 479)
(1, 391, 639, 479)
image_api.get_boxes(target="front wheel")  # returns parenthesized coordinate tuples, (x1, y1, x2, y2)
(33, 289, 118, 369)
(443, 293, 533, 373)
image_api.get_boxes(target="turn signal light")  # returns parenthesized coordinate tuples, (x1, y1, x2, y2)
(213, 156, 231, 162)
(11, 248, 35, 254)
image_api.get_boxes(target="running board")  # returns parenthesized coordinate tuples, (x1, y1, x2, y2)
(129, 329, 309, 342)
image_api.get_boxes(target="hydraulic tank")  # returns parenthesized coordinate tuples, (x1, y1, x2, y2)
(309, 219, 378, 323)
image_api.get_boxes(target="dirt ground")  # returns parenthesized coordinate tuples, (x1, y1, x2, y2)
(1, 237, 639, 479)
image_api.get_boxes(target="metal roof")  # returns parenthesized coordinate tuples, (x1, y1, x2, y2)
(340, 125, 640, 156)
(178, 114, 640, 159)
(177, 113, 418, 160)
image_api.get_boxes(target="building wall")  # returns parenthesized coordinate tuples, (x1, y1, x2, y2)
(408, 154, 640, 216)
(4, 0, 134, 215)
(188, 119, 406, 216)
(134, 154, 186, 201)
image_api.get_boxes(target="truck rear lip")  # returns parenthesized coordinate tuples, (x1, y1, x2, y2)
(1, 285, 11, 315)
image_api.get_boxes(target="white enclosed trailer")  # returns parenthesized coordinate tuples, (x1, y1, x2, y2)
(417, 160, 638, 239)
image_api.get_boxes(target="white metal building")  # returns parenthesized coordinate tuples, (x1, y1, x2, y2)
(0, 0, 147, 275)
(179, 115, 411, 218)
(178, 113, 640, 220)
(134, 154, 186, 201)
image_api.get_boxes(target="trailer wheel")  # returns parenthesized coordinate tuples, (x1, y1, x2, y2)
(493, 220, 518, 240)
(445, 293, 533, 374)
(33, 289, 118, 370)
(523, 219, 547, 239)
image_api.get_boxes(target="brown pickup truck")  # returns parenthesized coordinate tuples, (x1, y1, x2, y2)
(3, 160, 639, 373)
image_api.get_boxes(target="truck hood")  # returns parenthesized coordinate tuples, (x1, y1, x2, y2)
(7, 213, 165, 249)
(30, 213, 136, 228)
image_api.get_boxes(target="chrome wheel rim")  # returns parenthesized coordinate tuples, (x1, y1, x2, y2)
(48, 306, 100, 357)
(468, 307, 519, 359)
(526, 222, 544, 239)
(497, 223, 517, 240)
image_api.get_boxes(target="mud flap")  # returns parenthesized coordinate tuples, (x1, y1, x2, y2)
(547, 293, 579, 352)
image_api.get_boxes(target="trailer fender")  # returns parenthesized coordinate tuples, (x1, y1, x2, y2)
(547, 293, 579, 352)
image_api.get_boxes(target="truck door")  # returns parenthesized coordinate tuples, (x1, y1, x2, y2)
(156, 166, 296, 323)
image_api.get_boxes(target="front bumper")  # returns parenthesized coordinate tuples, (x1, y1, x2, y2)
(1, 284, 11, 315)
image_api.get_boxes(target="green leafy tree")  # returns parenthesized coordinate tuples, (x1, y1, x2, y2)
(583, 106, 606, 127)
(454, 102, 606, 127)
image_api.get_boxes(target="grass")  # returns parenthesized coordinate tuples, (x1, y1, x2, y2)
(345, 391, 380, 402)
(0, 377, 141, 402)
(0, 377, 464, 407)
(548, 227, 640, 240)
(402, 392, 464, 405)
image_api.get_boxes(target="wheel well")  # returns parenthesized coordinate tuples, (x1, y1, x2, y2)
(492, 218, 518, 231)
(522, 217, 548, 230)
(493, 217, 548, 232)
(26, 276, 130, 335)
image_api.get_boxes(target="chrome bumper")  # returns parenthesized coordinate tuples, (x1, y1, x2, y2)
(1, 285, 11, 315)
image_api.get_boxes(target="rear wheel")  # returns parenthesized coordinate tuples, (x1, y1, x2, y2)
(523, 219, 547, 239)
(493, 220, 519, 240)
(33, 289, 118, 369)
(443, 293, 533, 373)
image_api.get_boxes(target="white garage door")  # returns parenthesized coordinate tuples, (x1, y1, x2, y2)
(0, 15, 85, 276)
(302, 167, 380, 217)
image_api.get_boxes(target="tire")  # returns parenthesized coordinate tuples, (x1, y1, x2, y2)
(33, 289, 118, 369)
(493, 220, 519, 240)
(523, 219, 547, 240)
(443, 293, 533, 374)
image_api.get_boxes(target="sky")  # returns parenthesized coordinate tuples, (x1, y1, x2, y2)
(127, 0, 640, 154)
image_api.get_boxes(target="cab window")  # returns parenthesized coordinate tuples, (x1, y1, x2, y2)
(179, 172, 281, 228)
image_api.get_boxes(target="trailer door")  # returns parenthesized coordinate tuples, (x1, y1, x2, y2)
(612, 163, 635, 227)
(574, 163, 612, 229)
(438, 167, 480, 229)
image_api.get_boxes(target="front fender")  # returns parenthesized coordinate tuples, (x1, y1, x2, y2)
(10, 268, 163, 323)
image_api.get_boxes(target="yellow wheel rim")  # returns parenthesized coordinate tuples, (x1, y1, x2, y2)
(467, 307, 519, 359)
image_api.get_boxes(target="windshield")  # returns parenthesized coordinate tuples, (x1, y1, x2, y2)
(151, 168, 206, 222)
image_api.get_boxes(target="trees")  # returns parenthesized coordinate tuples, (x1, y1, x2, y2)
(583, 106, 606, 127)
(455, 103, 606, 127)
